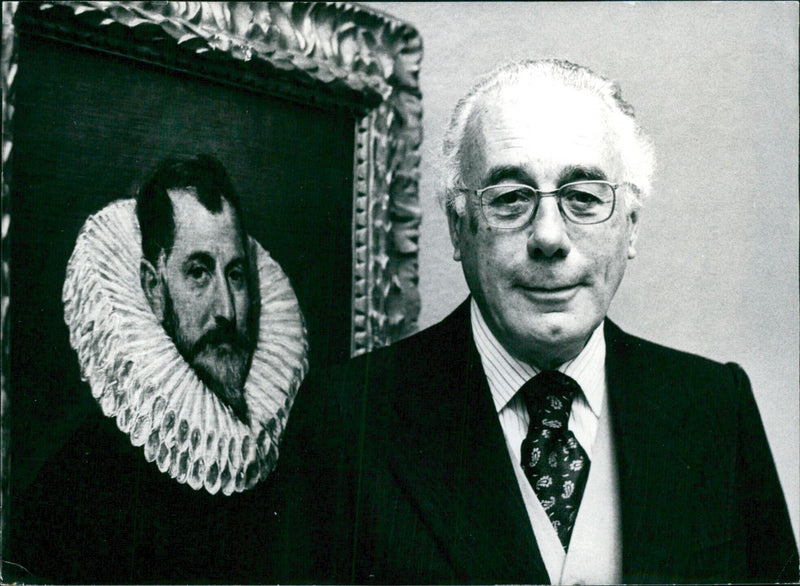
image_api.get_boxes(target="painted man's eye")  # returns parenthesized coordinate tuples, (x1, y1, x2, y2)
(229, 268, 245, 289)
(188, 265, 210, 284)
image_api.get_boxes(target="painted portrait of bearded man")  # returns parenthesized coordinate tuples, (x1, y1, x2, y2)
(11, 154, 309, 583)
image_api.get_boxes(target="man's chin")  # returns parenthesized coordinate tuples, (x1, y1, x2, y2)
(191, 348, 250, 424)
(500, 312, 600, 368)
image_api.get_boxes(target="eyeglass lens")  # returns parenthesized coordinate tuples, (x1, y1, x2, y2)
(480, 182, 615, 227)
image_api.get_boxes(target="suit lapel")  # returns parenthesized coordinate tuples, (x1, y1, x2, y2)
(384, 300, 548, 583)
(604, 320, 696, 580)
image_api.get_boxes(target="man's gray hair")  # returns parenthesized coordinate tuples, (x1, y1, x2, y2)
(440, 59, 655, 213)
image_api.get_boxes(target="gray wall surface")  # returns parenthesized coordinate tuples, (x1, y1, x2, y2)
(368, 1, 799, 544)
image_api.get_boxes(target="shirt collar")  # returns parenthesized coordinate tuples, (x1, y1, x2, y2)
(470, 298, 606, 418)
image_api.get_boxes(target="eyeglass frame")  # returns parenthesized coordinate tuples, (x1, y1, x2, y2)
(457, 180, 623, 230)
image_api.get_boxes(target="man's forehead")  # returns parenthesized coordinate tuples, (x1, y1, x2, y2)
(168, 187, 235, 224)
(464, 80, 622, 185)
(475, 79, 615, 140)
(166, 188, 243, 253)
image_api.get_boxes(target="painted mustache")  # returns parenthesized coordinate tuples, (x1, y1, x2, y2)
(188, 320, 250, 360)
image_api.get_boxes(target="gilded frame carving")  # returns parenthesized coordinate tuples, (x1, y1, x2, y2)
(1, 0, 421, 560)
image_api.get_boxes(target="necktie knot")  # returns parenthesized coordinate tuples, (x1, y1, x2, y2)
(520, 370, 581, 431)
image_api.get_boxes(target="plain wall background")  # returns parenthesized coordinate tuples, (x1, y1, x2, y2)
(368, 1, 799, 544)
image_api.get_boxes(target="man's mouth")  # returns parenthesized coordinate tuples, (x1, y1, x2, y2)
(519, 283, 582, 301)
(527, 284, 579, 291)
(189, 327, 246, 359)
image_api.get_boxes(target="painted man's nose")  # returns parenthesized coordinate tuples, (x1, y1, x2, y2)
(212, 281, 236, 323)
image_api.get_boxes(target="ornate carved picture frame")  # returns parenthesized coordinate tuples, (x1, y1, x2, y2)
(1, 0, 421, 563)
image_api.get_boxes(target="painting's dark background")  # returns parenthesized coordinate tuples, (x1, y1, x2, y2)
(10, 32, 355, 491)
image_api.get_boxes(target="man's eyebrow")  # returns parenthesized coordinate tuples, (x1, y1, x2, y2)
(484, 165, 538, 187)
(484, 165, 608, 188)
(558, 165, 607, 184)
(183, 251, 215, 269)
(225, 256, 247, 272)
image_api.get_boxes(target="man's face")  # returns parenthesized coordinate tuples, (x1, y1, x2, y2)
(153, 189, 252, 420)
(449, 80, 639, 369)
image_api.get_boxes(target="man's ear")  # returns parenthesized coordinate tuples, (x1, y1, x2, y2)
(627, 209, 640, 260)
(447, 202, 464, 262)
(140, 259, 165, 320)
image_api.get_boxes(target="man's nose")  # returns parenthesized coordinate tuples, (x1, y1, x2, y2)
(526, 196, 571, 259)
(211, 277, 236, 323)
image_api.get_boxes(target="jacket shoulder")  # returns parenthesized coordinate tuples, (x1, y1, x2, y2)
(605, 319, 745, 382)
(341, 301, 472, 383)
(603, 318, 754, 437)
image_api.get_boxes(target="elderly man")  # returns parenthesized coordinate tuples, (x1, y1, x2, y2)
(9, 154, 307, 583)
(277, 60, 798, 584)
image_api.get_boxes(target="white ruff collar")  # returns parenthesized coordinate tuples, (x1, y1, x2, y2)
(62, 199, 309, 495)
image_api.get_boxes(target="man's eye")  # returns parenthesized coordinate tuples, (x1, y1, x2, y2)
(229, 269, 244, 286)
(488, 188, 532, 207)
(188, 266, 210, 283)
(562, 189, 602, 206)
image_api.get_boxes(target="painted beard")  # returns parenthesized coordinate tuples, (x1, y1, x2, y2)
(162, 287, 253, 424)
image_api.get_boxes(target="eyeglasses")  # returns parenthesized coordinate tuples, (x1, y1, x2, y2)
(472, 180, 618, 229)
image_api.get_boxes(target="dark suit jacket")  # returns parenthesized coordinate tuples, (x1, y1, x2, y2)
(275, 298, 798, 584)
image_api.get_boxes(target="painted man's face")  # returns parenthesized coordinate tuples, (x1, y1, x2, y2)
(144, 188, 253, 422)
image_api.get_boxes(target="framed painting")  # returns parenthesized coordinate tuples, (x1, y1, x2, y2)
(0, 0, 421, 569)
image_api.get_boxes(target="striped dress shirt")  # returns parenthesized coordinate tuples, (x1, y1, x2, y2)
(470, 297, 606, 461)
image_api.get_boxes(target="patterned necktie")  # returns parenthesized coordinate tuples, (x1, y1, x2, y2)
(520, 370, 590, 550)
